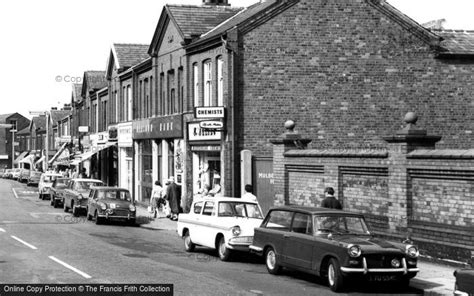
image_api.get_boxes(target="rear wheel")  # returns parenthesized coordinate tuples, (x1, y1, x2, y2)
(63, 200, 69, 212)
(72, 205, 80, 217)
(217, 236, 231, 261)
(183, 230, 195, 252)
(94, 211, 102, 225)
(86, 208, 92, 220)
(265, 247, 281, 275)
(327, 258, 344, 292)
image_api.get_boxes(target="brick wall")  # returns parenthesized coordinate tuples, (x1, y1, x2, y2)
(239, 0, 474, 159)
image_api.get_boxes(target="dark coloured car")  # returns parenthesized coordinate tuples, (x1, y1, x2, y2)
(86, 187, 136, 225)
(250, 206, 420, 292)
(454, 267, 474, 295)
(63, 178, 104, 216)
(27, 171, 42, 186)
(50, 177, 70, 208)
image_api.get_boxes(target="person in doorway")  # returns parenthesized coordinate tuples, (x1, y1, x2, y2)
(320, 187, 342, 209)
(79, 168, 88, 178)
(242, 184, 258, 203)
(165, 176, 180, 221)
(150, 181, 163, 218)
(71, 168, 79, 179)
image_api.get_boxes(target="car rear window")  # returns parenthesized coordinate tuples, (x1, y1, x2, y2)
(291, 213, 313, 235)
(264, 210, 293, 231)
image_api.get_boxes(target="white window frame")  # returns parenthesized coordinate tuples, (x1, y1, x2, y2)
(203, 60, 212, 107)
(217, 57, 223, 106)
(127, 86, 132, 121)
(193, 63, 199, 107)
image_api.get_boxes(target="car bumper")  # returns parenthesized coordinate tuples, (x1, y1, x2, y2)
(340, 257, 419, 274)
(249, 245, 263, 256)
(227, 236, 253, 251)
(97, 211, 136, 221)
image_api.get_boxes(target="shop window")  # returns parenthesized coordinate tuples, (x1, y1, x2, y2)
(168, 140, 174, 177)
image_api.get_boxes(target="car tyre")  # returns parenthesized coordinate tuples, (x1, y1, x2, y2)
(94, 211, 102, 225)
(327, 258, 345, 292)
(183, 230, 195, 252)
(86, 208, 92, 221)
(217, 236, 231, 261)
(39, 193, 42, 199)
(50, 196, 54, 206)
(63, 200, 69, 212)
(72, 205, 80, 217)
(265, 247, 281, 275)
(53, 199, 58, 208)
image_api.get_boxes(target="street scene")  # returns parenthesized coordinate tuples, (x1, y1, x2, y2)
(1, 0, 473, 295)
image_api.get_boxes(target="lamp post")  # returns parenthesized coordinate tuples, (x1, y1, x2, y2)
(0, 123, 14, 168)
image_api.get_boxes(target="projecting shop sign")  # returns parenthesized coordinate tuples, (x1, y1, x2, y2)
(188, 122, 221, 141)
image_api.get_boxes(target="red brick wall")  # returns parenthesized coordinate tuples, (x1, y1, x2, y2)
(239, 0, 474, 158)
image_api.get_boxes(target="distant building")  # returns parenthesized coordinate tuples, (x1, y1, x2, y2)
(0, 113, 30, 169)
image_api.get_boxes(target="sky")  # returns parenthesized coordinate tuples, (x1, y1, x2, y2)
(0, 0, 473, 119)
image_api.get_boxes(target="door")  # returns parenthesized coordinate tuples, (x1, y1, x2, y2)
(283, 212, 314, 270)
(252, 157, 274, 215)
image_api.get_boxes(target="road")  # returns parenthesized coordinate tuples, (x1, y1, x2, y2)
(0, 178, 424, 296)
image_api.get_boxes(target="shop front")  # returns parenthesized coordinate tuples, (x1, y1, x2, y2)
(132, 115, 183, 203)
(117, 122, 133, 193)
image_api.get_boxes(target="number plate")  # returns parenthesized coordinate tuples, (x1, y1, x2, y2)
(110, 204, 116, 209)
(369, 275, 396, 282)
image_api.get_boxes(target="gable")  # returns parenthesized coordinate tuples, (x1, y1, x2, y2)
(158, 20, 185, 56)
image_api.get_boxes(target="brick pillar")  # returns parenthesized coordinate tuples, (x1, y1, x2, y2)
(383, 112, 441, 234)
(270, 120, 311, 206)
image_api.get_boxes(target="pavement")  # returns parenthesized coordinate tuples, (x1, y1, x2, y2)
(134, 204, 464, 296)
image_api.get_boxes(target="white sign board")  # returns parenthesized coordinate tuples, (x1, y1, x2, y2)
(194, 107, 225, 119)
(78, 126, 89, 133)
(188, 122, 221, 141)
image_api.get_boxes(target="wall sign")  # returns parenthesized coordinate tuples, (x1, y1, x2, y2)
(199, 120, 224, 130)
(194, 107, 225, 119)
(133, 114, 183, 139)
(188, 122, 221, 141)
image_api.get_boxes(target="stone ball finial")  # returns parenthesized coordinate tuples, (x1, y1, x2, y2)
(404, 112, 418, 125)
(284, 120, 295, 132)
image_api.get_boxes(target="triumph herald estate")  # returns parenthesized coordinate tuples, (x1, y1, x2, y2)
(249, 206, 419, 292)
(177, 197, 264, 261)
(63, 178, 104, 216)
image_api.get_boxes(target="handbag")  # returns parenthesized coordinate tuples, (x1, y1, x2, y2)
(163, 200, 171, 216)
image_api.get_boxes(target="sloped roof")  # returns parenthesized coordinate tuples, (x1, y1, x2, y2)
(0, 113, 14, 123)
(113, 43, 150, 69)
(50, 110, 71, 124)
(16, 126, 30, 135)
(433, 29, 474, 55)
(167, 4, 243, 38)
(84, 71, 107, 91)
(32, 116, 46, 131)
(72, 83, 82, 103)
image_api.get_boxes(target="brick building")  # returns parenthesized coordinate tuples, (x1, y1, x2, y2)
(0, 113, 30, 169)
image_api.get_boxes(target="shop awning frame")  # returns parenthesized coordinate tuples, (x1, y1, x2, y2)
(70, 142, 116, 166)
(48, 143, 68, 165)
(14, 151, 29, 164)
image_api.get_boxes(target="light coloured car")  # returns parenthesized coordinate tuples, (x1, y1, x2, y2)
(27, 171, 42, 186)
(63, 178, 104, 216)
(11, 168, 21, 180)
(38, 172, 64, 200)
(177, 196, 264, 261)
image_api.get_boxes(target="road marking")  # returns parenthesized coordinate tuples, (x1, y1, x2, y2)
(12, 188, 19, 199)
(11, 235, 38, 250)
(48, 256, 92, 279)
(0, 228, 5, 232)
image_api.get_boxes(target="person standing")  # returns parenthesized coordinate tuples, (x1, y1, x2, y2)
(150, 181, 163, 218)
(165, 176, 179, 221)
(321, 187, 343, 209)
(242, 184, 258, 203)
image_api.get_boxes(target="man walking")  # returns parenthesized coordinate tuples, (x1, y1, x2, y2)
(165, 176, 179, 221)
(321, 187, 342, 209)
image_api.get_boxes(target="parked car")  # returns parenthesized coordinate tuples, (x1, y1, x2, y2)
(1, 169, 10, 178)
(63, 178, 104, 216)
(249, 206, 420, 292)
(177, 196, 264, 261)
(27, 171, 42, 186)
(11, 168, 21, 180)
(50, 177, 70, 208)
(18, 168, 32, 183)
(86, 186, 136, 225)
(38, 173, 64, 200)
(454, 267, 474, 295)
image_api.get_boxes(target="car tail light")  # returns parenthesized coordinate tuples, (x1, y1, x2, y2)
(406, 245, 419, 258)
(347, 244, 362, 258)
(231, 226, 241, 236)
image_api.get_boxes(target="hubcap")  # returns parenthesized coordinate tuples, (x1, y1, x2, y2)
(185, 234, 191, 247)
(328, 264, 335, 286)
(266, 250, 276, 269)
(219, 239, 225, 255)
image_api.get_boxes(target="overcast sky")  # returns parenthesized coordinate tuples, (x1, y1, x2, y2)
(1, 0, 473, 119)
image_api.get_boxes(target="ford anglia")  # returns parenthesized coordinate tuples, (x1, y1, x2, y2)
(249, 206, 419, 292)
(177, 196, 264, 261)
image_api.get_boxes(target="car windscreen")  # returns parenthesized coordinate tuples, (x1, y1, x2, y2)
(97, 190, 131, 201)
(44, 175, 60, 183)
(74, 181, 102, 191)
(218, 202, 263, 219)
(314, 215, 370, 235)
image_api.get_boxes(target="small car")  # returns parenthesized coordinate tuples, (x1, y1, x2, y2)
(1, 169, 11, 178)
(49, 177, 71, 208)
(38, 173, 64, 200)
(27, 171, 42, 186)
(18, 168, 31, 183)
(177, 196, 264, 261)
(86, 187, 136, 225)
(63, 178, 104, 216)
(249, 206, 420, 292)
(454, 267, 474, 295)
(11, 168, 21, 180)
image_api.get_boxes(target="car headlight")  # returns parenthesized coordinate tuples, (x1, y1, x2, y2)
(406, 245, 419, 258)
(231, 226, 241, 236)
(129, 204, 136, 212)
(99, 203, 107, 210)
(347, 244, 362, 258)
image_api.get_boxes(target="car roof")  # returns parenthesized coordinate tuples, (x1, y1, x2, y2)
(43, 173, 63, 177)
(194, 196, 258, 203)
(268, 205, 363, 216)
(72, 178, 103, 182)
(90, 186, 129, 191)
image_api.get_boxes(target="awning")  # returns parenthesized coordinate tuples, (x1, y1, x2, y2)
(35, 156, 45, 166)
(14, 151, 29, 164)
(70, 142, 116, 166)
(48, 143, 68, 165)
(20, 154, 35, 165)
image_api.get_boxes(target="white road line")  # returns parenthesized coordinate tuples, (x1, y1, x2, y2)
(10, 235, 38, 250)
(48, 256, 92, 279)
(0, 228, 5, 232)
(12, 188, 19, 199)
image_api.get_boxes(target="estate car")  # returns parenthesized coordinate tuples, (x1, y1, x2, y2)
(63, 178, 104, 216)
(250, 206, 420, 292)
(38, 173, 64, 200)
(177, 196, 264, 261)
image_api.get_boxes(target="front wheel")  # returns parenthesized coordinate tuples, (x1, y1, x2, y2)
(265, 247, 281, 275)
(327, 258, 345, 292)
(72, 205, 80, 217)
(217, 236, 231, 261)
(63, 200, 69, 212)
(94, 211, 102, 225)
(183, 230, 195, 252)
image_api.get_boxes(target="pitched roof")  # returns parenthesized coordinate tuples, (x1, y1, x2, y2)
(16, 126, 30, 135)
(72, 83, 83, 103)
(113, 43, 150, 69)
(167, 4, 243, 38)
(32, 116, 46, 131)
(433, 29, 474, 55)
(84, 71, 107, 91)
(0, 113, 14, 123)
(50, 110, 71, 124)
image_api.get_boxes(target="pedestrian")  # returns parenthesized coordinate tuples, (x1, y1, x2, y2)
(165, 176, 179, 221)
(242, 184, 258, 203)
(320, 187, 342, 209)
(72, 168, 79, 179)
(80, 168, 88, 178)
(150, 181, 163, 218)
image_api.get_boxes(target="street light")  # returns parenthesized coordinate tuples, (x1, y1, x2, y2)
(0, 123, 15, 168)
